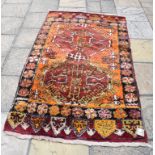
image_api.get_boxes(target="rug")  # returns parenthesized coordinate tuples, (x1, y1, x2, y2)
(4, 11, 148, 146)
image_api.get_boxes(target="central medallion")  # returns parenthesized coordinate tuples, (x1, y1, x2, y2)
(53, 24, 111, 56)
(44, 55, 111, 105)
(43, 24, 112, 105)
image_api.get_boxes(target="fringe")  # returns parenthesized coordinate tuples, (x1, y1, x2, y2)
(4, 131, 152, 148)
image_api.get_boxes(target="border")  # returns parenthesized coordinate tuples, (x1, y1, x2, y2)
(4, 131, 151, 147)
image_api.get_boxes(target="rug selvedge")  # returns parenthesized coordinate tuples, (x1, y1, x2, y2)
(4, 11, 148, 144)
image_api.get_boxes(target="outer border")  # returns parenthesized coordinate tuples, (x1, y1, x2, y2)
(4, 131, 151, 147)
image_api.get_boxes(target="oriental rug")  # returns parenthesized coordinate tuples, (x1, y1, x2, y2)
(4, 11, 148, 146)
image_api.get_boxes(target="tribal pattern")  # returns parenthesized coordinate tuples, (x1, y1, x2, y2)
(4, 11, 147, 144)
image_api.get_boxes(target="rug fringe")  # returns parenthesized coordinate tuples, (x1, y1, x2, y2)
(4, 131, 152, 148)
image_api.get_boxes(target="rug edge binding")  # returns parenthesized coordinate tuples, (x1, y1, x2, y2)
(4, 131, 151, 148)
(47, 10, 127, 19)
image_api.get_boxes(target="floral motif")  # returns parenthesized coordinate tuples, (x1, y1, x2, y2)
(122, 77, 134, 84)
(41, 29, 49, 34)
(113, 109, 127, 119)
(26, 63, 36, 70)
(85, 109, 97, 119)
(49, 105, 60, 116)
(119, 25, 127, 31)
(61, 106, 71, 116)
(20, 79, 32, 87)
(37, 104, 48, 115)
(119, 31, 128, 37)
(28, 56, 38, 62)
(31, 50, 40, 56)
(33, 44, 42, 50)
(125, 93, 138, 103)
(86, 19, 93, 24)
(36, 39, 45, 45)
(70, 18, 77, 23)
(42, 25, 50, 30)
(47, 17, 55, 22)
(98, 109, 112, 119)
(129, 109, 141, 119)
(55, 18, 63, 22)
(124, 85, 136, 92)
(64, 18, 70, 22)
(15, 101, 27, 112)
(121, 62, 132, 69)
(119, 41, 129, 48)
(122, 70, 132, 76)
(120, 57, 131, 62)
(44, 21, 52, 26)
(27, 103, 37, 113)
(72, 107, 84, 118)
(79, 19, 86, 23)
(120, 51, 129, 56)
(23, 70, 34, 78)
(38, 34, 47, 40)
(18, 88, 29, 97)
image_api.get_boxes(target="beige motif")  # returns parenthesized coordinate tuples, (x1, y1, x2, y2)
(7, 111, 25, 129)
(122, 119, 143, 137)
(94, 120, 116, 138)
